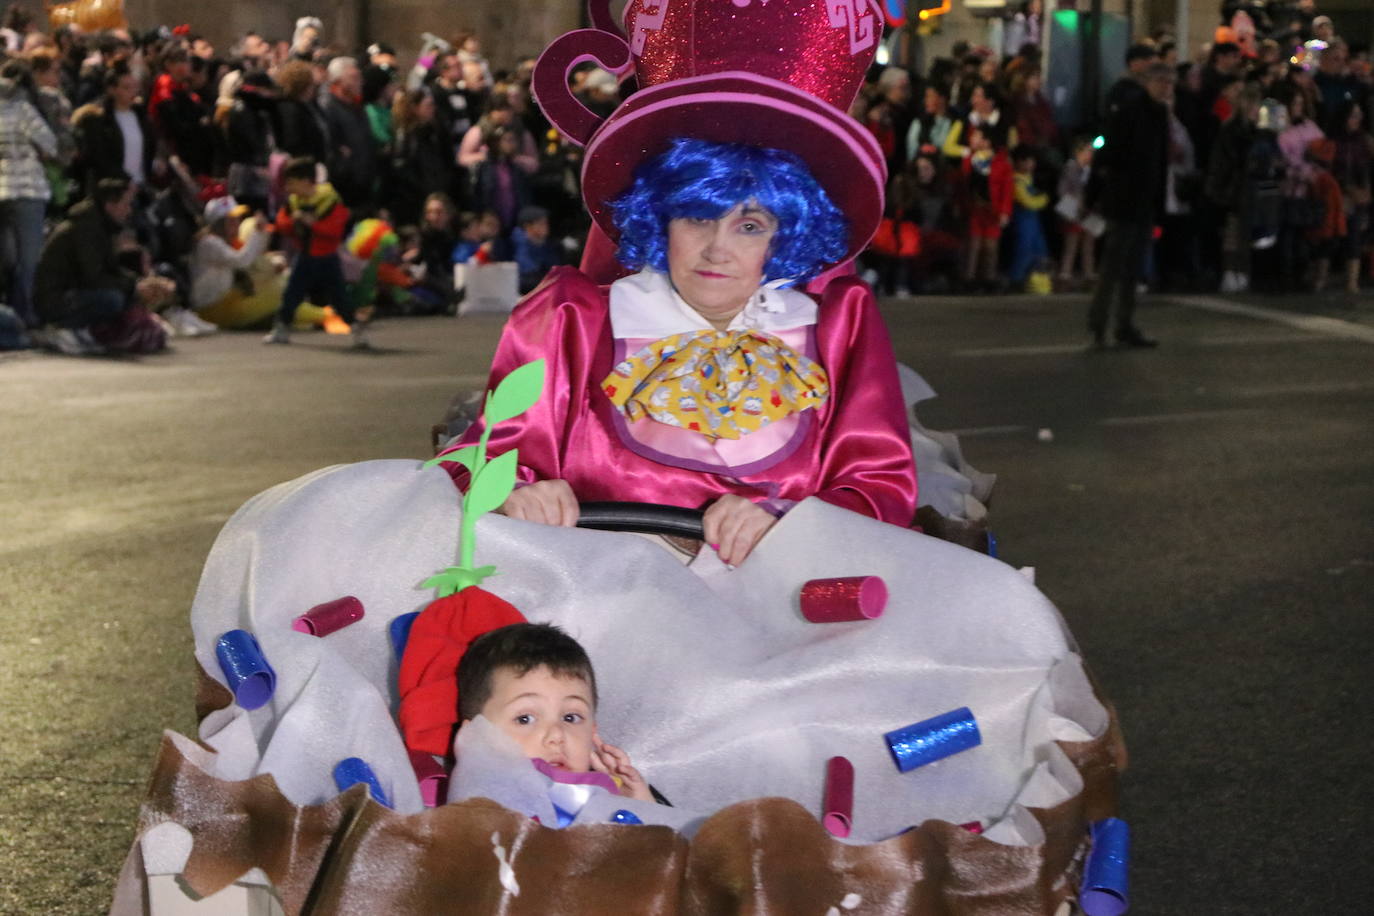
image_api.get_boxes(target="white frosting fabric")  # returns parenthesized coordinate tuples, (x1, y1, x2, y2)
(900, 363, 996, 522)
(184, 459, 1104, 845)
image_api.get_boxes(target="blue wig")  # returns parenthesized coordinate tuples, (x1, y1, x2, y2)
(610, 138, 849, 284)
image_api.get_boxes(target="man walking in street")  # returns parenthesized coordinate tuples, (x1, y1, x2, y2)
(1088, 62, 1174, 349)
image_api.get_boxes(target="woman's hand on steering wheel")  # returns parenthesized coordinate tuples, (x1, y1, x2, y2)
(499, 479, 579, 527)
(702, 495, 777, 567)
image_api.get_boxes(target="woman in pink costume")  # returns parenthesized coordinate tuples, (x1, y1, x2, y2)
(440, 0, 916, 565)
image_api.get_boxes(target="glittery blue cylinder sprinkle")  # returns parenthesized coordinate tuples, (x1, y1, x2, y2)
(611, 809, 643, 825)
(1080, 817, 1130, 916)
(333, 757, 393, 809)
(214, 629, 276, 710)
(884, 707, 981, 772)
(389, 611, 419, 662)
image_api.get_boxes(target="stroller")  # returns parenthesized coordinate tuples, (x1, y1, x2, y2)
(110, 362, 1127, 915)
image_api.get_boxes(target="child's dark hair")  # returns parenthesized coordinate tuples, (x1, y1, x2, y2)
(969, 121, 1008, 150)
(1069, 134, 1094, 155)
(282, 156, 317, 182)
(1010, 143, 1036, 165)
(458, 623, 598, 721)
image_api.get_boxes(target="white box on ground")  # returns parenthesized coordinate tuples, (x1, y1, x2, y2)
(458, 261, 519, 315)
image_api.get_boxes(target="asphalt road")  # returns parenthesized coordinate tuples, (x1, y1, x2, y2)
(2, 290, 1371, 914)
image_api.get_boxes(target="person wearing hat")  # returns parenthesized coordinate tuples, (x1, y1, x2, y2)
(1310, 15, 1335, 45)
(367, 42, 398, 73)
(436, 0, 916, 566)
(189, 196, 286, 331)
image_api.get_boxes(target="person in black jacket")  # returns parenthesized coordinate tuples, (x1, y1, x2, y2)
(33, 178, 172, 351)
(223, 70, 278, 212)
(319, 56, 377, 211)
(147, 44, 216, 177)
(70, 64, 158, 196)
(275, 59, 328, 162)
(390, 88, 456, 227)
(1088, 63, 1174, 349)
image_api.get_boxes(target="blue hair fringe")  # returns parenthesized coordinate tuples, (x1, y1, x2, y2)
(610, 138, 849, 284)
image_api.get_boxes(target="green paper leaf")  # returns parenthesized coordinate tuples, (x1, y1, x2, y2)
(465, 449, 519, 518)
(422, 565, 498, 597)
(484, 359, 546, 427)
(422, 446, 479, 472)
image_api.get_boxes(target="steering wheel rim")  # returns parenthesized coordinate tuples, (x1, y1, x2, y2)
(576, 502, 706, 540)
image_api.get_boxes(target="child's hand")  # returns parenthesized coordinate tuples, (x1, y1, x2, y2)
(591, 734, 653, 802)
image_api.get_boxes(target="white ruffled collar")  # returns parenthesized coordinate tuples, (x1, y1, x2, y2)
(608, 268, 818, 339)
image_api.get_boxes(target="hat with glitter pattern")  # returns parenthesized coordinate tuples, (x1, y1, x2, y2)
(532, 0, 887, 263)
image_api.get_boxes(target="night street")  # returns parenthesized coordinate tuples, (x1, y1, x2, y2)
(3, 290, 1371, 914)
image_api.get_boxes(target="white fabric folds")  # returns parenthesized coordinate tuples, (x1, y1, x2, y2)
(184, 459, 1104, 844)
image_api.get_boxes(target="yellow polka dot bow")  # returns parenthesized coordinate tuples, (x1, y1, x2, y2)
(602, 329, 830, 440)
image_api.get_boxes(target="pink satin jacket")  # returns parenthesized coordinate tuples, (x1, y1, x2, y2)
(442, 267, 918, 526)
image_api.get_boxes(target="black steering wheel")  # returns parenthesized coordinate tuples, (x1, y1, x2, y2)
(576, 502, 706, 540)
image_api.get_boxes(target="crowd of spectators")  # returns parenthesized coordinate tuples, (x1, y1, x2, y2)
(1, 2, 1371, 355)
(0, 8, 582, 353)
(851, 1, 1374, 307)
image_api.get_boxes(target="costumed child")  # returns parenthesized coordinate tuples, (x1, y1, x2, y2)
(457, 622, 654, 801)
(190, 196, 281, 331)
(344, 217, 417, 316)
(1007, 144, 1051, 292)
(397, 369, 661, 824)
(959, 122, 1013, 292)
(266, 156, 372, 348)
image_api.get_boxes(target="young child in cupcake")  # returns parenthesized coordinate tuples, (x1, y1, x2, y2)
(456, 622, 654, 802)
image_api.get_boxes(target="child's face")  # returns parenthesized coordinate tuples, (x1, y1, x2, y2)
(1076, 145, 1093, 167)
(477, 665, 596, 771)
(523, 217, 550, 243)
(478, 214, 501, 239)
(285, 177, 315, 199)
(423, 199, 448, 229)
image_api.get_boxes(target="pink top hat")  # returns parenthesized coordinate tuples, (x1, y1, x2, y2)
(533, 0, 888, 264)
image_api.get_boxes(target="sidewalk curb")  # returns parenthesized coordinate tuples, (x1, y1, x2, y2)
(1170, 295, 1374, 345)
